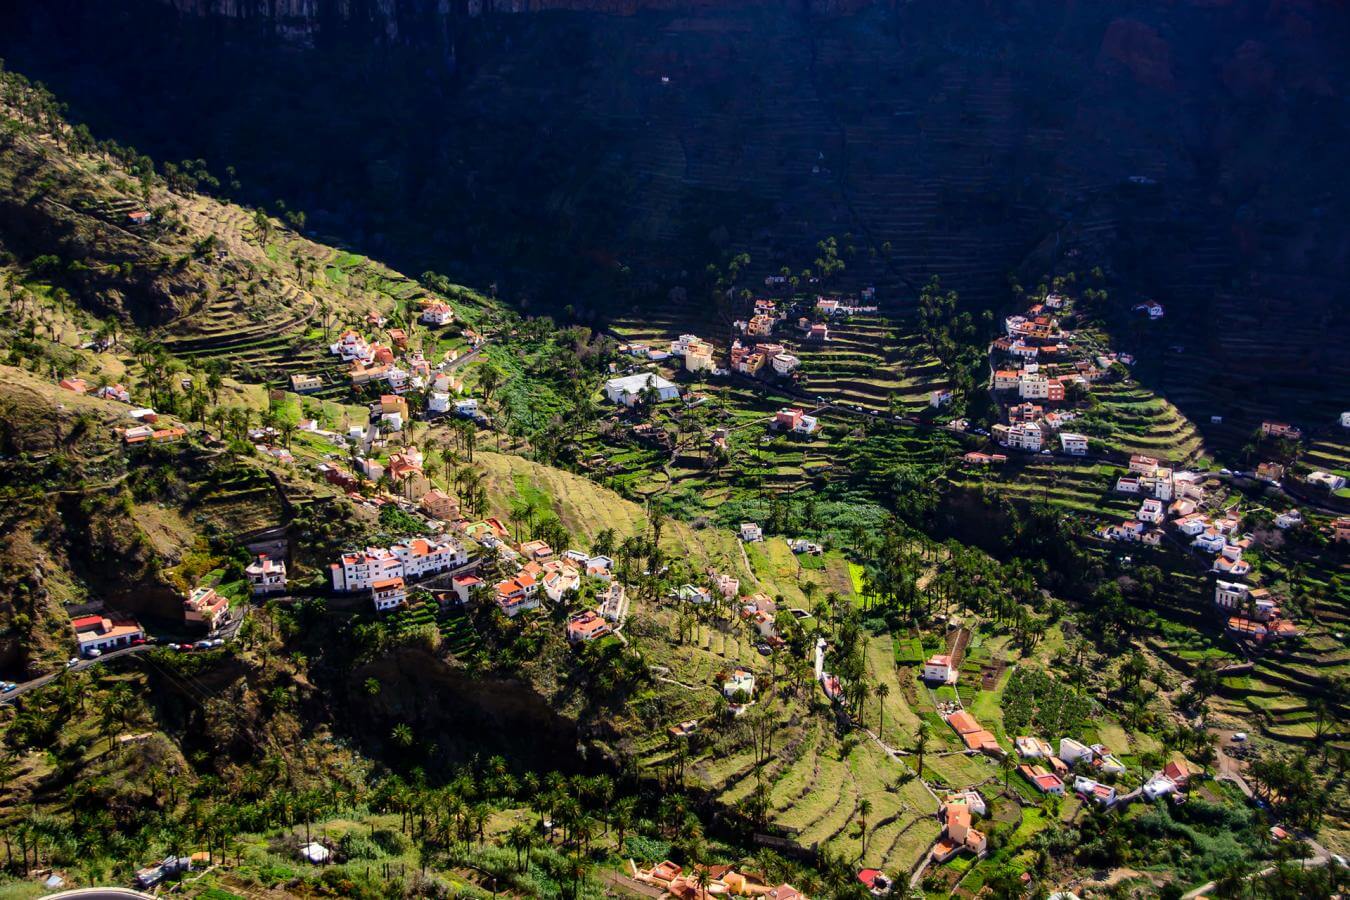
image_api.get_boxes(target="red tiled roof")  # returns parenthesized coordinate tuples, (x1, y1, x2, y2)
(947, 711, 981, 734)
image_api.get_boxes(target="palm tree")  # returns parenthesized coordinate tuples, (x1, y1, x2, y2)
(913, 721, 930, 780)
(391, 723, 414, 751)
(506, 823, 532, 871)
(857, 797, 873, 858)
(875, 682, 891, 742)
(694, 865, 713, 900)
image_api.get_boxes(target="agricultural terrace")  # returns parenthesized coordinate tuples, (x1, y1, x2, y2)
(468, 451, 856, 607)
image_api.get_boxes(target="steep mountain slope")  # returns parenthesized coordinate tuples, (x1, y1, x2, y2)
(4, 0, 1346, 445)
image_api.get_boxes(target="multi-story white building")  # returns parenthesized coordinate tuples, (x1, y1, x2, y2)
(372, 577, 407, 612)
(421, 302, 453, 325)
(1059, 433, 1089, 455)
(392, 537, 469, 578)
(1018, 375, 1051, 399)
(332, 330, 372, 362)
(995, 422, 1043, 452)
(1215, 581, 1277, 618)
(245, 554, 288, 595)
(771, 352, 800, 376)
(331, 547, 403, 592)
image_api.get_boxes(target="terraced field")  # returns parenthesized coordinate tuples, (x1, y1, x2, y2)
(159, 197, 468, 392)
(469, 450, 853, 606)
(1152, 291, 1350, 460)
(613, 309, 952, 419)
(796, 316, 951, 414)
(1088, 381, 1206, 462)
(948, 457, 1138, 521)
(1302, 433, 1350, 490)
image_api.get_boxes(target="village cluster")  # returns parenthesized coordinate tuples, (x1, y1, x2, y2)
(613, 291, 876, 403)
(312, 303, 482, 407)
(982, 292, 1102, 457)
(915, 654, 1197, 869)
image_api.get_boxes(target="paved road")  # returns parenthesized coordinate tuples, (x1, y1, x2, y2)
(1, 644, 153, 704)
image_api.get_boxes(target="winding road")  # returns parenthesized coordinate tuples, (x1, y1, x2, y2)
(0, 644, 154, 705)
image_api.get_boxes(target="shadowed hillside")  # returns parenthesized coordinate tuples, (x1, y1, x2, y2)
(2, 0, 1348, 433)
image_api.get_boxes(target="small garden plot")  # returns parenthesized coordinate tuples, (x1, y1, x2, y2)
(865, 635, 925, 738)
(923, 750, 997, 792)
(1000, 666, 1094, 738)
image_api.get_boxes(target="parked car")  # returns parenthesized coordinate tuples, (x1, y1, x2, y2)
(2, 682, 17, 693)
(209, 639, 225, 648)
(66, 657, 79, 668)
(131, 637, 146, 645)
(84, 648, 102, 659)
(192, 640, 212, 650)
(1232, 732, 1248, 742)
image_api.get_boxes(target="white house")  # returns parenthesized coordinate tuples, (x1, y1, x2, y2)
(331, 547, 402, 592)
(1273, 510, 1303, 530)
(372, 577, 407, 612)
(332, 331, 372, 362)
(428, 391, 451, 413)
(72, 614, 144, 655)
(1217, 567, 1263, 598)
(1137, 498, 1164, 524)
(1214, 580, 1249, 611)
(1059, 433, 1088, 455)
(1015, 736, 1053, 759)
(245, 554, 287, 595)
(1059, 738, 1093, 766)
(995, 423, 1043, 452)
(1018, 375, 1051, 399)
(1308, 471, 1347, 492)
(1193, 530, 1227, 553)
(392, 536, 469, 578)
(1095, 752, 1127, 775)
(604, 372, 679, 407)
(1143, 774, 1177, 801)
(771, 353, 800, 376)
(922, 654, 958, 685)
(1213, 555, 1251, 577)
(1073, 776, 1118, 807)
(739, 523, 763, 542)
(421, 302, 453, 325)
(723, 669, 756, 700)
(1175, 515, 1208, 536)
